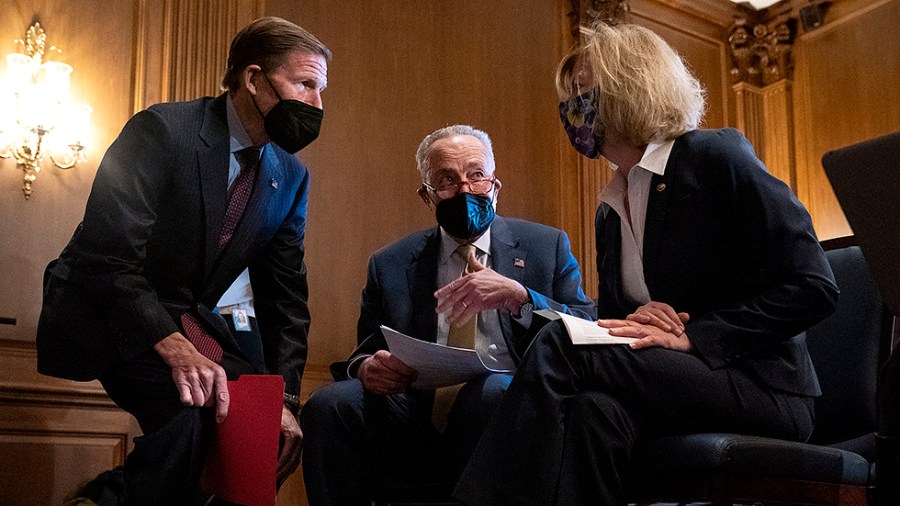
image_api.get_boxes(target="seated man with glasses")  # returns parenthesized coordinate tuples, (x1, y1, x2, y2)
(300, 124, 595, 506)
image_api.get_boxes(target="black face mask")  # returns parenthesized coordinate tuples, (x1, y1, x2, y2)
(254, 74, 323, 153)
(435, 192, 496, 241)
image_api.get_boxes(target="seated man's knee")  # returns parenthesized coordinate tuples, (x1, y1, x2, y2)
(301, 379, 365, 432)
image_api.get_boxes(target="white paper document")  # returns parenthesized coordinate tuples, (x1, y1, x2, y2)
(538, 309, 637, 346)
(380, 325, 511, 389)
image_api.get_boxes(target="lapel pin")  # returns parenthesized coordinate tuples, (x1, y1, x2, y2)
(514, 258, 525, 268)
(269, 179, 279, 189)
(656, 183, 666, 192)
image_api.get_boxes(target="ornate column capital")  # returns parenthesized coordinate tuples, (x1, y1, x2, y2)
(728, 11, 796, 86)
(568, 0, 631, 39)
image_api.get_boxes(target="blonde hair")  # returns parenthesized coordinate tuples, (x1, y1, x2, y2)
(556, 23, 706, 146)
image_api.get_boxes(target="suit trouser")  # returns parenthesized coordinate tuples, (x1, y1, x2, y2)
(99, 347, 255, 505)
(300, 373, 512, 506)
(453, 320, 815, 506)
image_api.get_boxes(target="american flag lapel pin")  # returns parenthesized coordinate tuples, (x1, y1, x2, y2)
(514, 258, 525, 268)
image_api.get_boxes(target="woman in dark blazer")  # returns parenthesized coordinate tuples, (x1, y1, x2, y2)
(454, 22, 839, 506)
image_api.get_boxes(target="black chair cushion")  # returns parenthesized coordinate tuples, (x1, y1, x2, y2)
(633, 433, 871, 485)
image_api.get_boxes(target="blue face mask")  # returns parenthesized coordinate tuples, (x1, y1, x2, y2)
(435, 192, 496, 241)
(559, 90, 604, 159)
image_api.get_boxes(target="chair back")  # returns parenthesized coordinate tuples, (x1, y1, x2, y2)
(805, 239, 885, 452)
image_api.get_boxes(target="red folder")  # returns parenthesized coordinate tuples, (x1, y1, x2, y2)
(201, 374, 285, 506)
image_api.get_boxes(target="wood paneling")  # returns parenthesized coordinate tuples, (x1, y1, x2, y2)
(792, 0, 900, 240)
(0, 0, 135, 346)
(1, 0, 898, 504)
(132, 0, 264, 111)
(0, 339, 140, 505)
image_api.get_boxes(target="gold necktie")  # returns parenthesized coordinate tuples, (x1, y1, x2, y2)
(446, 244, 478, 349)
(433, 243, 479, 432)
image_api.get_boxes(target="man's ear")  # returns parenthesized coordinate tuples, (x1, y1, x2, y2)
(242, 64, 264, 95)
(417, 185, 434, 208)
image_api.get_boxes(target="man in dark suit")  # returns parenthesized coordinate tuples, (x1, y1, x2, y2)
(454, 24, 839, 506)
(35, 17, 329, 504)
(300, 125, 595, 506)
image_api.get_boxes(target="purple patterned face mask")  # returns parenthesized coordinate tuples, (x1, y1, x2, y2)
(559, 90, 603, 159)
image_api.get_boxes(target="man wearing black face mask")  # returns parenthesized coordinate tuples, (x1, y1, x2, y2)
(300, 125, 596, 506)
(35, 17, 327, 504)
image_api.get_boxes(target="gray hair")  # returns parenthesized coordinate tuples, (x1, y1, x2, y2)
(415, 125, 495, 182)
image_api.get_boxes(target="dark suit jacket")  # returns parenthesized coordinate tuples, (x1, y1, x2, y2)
(595, 128, 838, 396)
(331, 216, 596, 380)
(36, 94, 311, 396)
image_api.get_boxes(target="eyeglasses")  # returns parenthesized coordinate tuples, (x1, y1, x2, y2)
(423, 177, 497, 197)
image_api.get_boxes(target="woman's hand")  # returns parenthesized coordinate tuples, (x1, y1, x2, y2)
(626, 301, 689, 336)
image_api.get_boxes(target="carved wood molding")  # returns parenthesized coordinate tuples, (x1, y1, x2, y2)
(728, 0, 834, 86)
(567, 0, 631, 38)
(0, 338, 331, 407)
(728, 14, 796, 86)
(0, 339, 115, 408)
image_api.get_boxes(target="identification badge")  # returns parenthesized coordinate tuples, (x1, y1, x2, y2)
(232, 309, 251, 331)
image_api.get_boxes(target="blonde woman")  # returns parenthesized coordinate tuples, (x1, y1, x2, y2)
(454, 23, 838, 505)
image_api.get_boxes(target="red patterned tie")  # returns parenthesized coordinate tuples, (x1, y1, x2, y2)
(181, 312, 223, 363)
(218, 146, 260, 252)
(181, 147, 260, 362)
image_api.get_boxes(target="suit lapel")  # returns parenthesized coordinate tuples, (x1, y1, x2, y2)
(408, 228, 440, 342)
(198, 95, 230, 283)
(596, 203, 626, 315)
(488, 217, 523, 341)
(642, 139, 681, 295)
(219, 145, 282, 261)
(489, 217, 525, 284)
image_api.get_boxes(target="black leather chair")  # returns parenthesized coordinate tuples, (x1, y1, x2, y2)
(626, 237, 891, 506)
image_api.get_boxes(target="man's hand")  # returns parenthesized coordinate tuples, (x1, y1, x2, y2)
(434, 249, 529, 326)
(626, 301, 689, 336)
(357, 350, 417, 395)
(598, 318, 694, 352)
(153, 332, 230, 422)
(277, 405, 303, 488)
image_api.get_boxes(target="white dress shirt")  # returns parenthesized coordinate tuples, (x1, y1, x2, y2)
(598, 139, 675, 306)
(436, 227, 516, 372)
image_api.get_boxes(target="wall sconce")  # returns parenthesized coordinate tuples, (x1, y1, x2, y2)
(0, 22, 92, 199)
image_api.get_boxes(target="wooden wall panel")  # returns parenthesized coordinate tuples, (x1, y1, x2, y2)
(0, 339, 140, 505)
(0, 0, 135, 345)
(132, 0, 264, 111)
(792, 0, 900, 240)
(1, 0, 897, 504)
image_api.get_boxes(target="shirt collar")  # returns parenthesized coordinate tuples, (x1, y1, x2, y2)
(635, 138, 675, 176)
(599, 138, 675, 204)
(439, 226, 492, 266)
(606, 138, 675, 176)
(226, 93, 255, 154)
